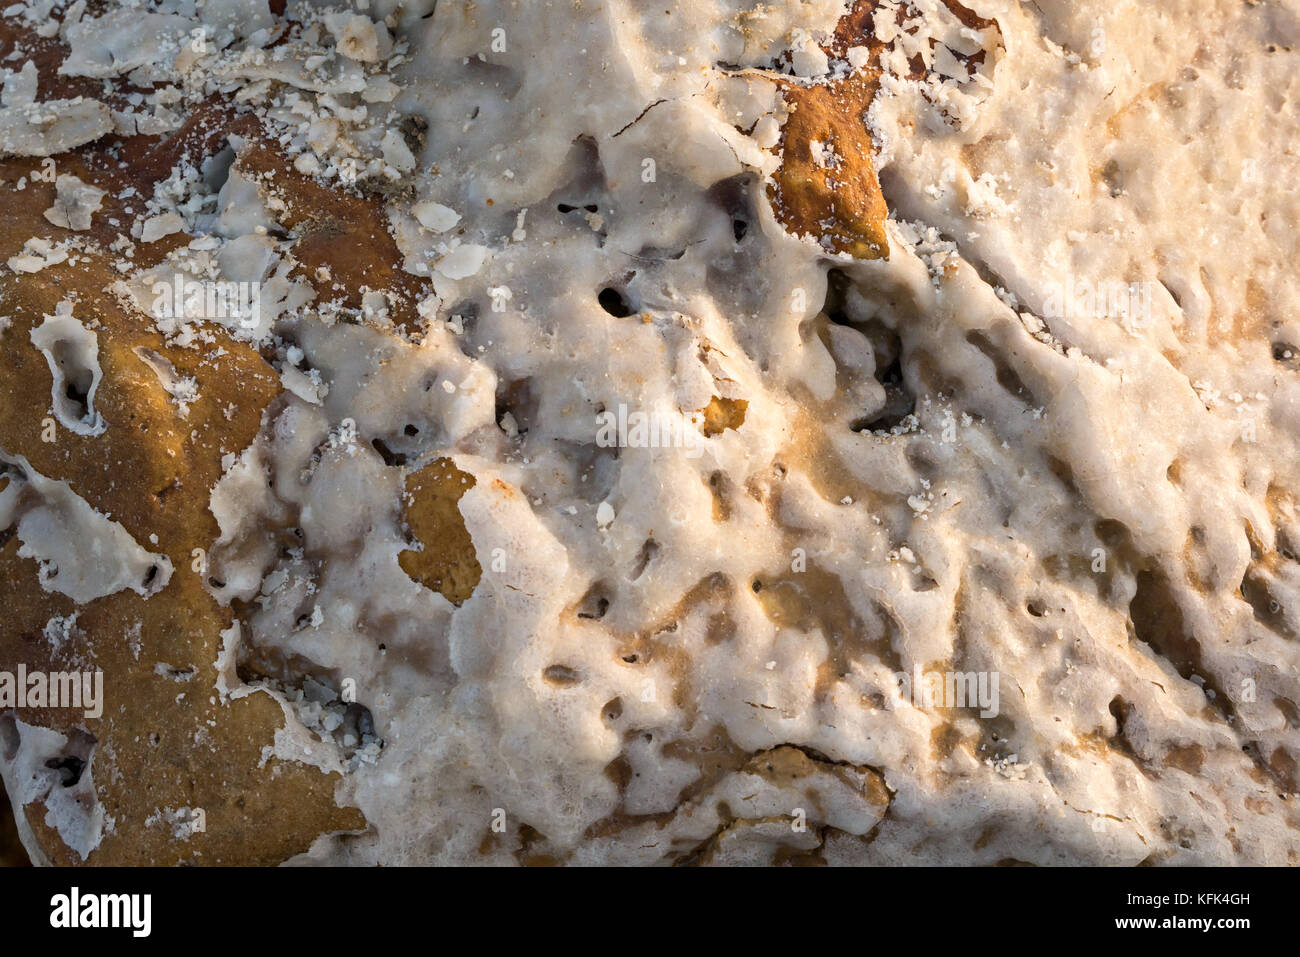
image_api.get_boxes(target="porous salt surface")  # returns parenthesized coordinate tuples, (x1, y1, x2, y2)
(2, 0, 1300, 866)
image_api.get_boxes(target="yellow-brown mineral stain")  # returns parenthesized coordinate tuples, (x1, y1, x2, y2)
(700, 396, 748, 436)
(0, 138, 366, 865)
(769, 69, 890, 261)
(766, 0, 997, 261)
(399, 457, 482, 605)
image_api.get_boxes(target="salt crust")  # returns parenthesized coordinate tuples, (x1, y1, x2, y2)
(2, 0, 1299, 865)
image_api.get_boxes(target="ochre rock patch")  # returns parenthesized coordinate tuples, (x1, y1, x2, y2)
(767, 0, 999, 261)
(398, 457, 481, 606)
(767, 0, 892, 261)
(0, 150, 365, 865)
(770, 69, 891, 261)
(699, 396, 748, 437)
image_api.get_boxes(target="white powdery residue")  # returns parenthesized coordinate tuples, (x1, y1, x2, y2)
(985, 755, 1030, 782)
(964, 172, 1012, 219)
(893, 218, 959, 286)
(162, 373, 199, 416)
(42, 613, 80, 653)
(143, 806, 202, 840)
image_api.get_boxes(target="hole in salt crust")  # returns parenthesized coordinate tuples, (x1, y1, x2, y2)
(598, 287, 634, 317)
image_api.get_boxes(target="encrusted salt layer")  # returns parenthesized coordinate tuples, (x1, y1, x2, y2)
(43, 173, 105, 231)
(0, 717, 105, 863)
(2, 0, 1299, 866)
(0, 97, 111, 157)
(28, 302, 106, 436)
(0, 452, 174, 603)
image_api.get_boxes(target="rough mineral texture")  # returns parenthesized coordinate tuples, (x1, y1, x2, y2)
(1, 0, 1299, 866)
